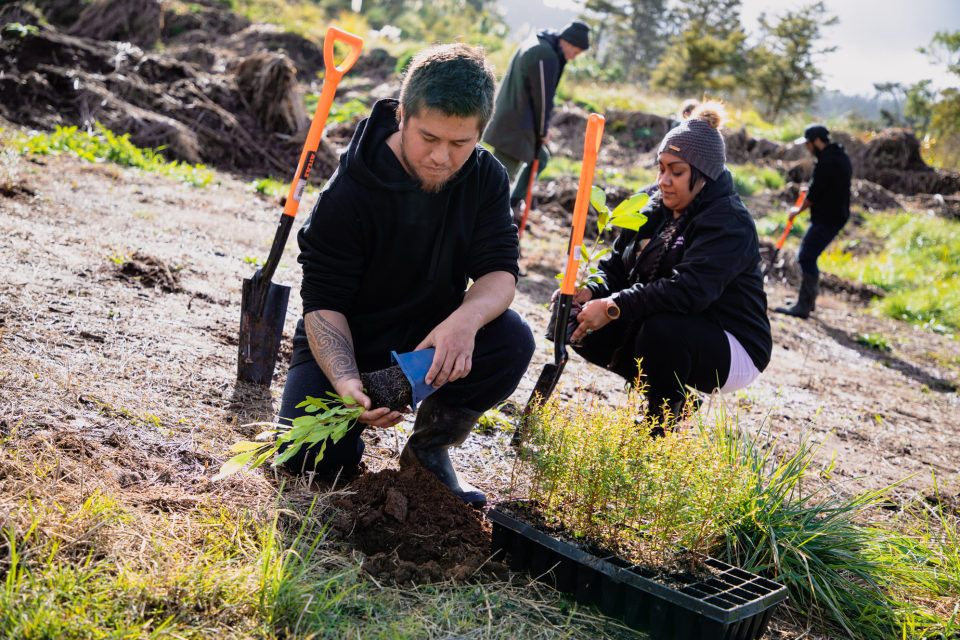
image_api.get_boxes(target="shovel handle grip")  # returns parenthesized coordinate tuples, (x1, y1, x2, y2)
(560, 113, 605, 295)
(775, 187, 808, 250)
(282, 27, 364, 218)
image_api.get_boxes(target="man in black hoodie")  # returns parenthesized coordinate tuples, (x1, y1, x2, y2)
(482, 21, 590, 220)
(278, 44, 535, 507)
(776, 124, 852, 319)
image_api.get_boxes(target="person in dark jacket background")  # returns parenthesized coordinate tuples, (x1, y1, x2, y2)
(776, 124, 852, 319)
(482, 21, 589, 221)
(564, 102, 772, 430)
(278, 43, 535, 507)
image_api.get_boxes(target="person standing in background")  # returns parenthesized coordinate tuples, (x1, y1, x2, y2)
(482, 21, 590, 222)
(775, 124, 852, 319)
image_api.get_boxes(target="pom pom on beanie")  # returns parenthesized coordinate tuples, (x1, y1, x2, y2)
(658, 100, 727, 180)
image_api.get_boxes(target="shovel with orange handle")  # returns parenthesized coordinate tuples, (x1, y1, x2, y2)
(763, 186, 807, 278)
(511, 113, 605, 446)
(238, 27, 363, 386)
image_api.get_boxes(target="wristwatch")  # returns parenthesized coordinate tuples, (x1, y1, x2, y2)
(605, 299, 621, 320)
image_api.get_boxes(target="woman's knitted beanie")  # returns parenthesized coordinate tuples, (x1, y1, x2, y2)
(657, 102, 726, 180)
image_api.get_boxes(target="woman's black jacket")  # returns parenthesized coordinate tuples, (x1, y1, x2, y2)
(588, 170, 772, 372)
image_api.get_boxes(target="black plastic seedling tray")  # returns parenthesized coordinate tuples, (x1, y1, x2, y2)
(488, 508, 788, 640)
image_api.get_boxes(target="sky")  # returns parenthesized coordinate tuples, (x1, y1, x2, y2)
(516, 0, 959, 96)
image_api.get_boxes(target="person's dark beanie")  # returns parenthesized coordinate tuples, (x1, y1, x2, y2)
(803, 124, 830, 142)
(657, 102, 727, 181)
(559, 21, 590, 49)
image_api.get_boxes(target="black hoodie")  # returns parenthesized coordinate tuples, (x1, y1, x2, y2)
(588, 170, 772, 372)
(808, 142, 852, 227)
(290, 99, 519, 372)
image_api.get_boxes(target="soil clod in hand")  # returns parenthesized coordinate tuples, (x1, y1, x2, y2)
(360, 365, 413, 411)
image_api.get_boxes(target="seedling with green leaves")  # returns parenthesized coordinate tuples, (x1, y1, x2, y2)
(561, 186, 648, 289)
(214, 393, 362, 480)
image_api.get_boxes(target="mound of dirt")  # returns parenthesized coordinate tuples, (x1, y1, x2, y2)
(851, 129, 960, 196)
(162, 0, 251, 43)
(115, 251, 182, 292)
(68, 0, 163, 49)
(0, 26, 331, 178)
(329, 465, 505, 585)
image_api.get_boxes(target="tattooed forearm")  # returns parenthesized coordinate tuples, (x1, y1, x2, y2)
(304, 311, 359, 383)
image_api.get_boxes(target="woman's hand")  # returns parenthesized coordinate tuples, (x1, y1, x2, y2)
(570, 297, 615, 343)
(550, 287, 594, 305)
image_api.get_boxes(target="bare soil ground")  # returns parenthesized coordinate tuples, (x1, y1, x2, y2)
(2, 144, 959, 638)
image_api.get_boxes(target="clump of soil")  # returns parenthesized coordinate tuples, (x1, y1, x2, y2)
(360, 365, 413, 411)
(329, 465, 504, 584)
(115, 251, 181, 292)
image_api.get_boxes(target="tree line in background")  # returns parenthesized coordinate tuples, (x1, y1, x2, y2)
(307, 0, 957, 165)
(579, 0, 837, 120)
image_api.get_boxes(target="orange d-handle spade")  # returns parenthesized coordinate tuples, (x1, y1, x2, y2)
(775, 187, 808, 250)
(560, 113, 605, 295)
(238, 26, 363, 386)
(283, 27, 364, 218)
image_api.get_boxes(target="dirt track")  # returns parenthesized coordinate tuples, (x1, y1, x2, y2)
(2, 149, 960, 639)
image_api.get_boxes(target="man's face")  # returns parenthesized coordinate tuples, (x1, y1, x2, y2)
(396, 108, 481, 193)
(806, 140, 816, 157)
(559, 39, 585, 62)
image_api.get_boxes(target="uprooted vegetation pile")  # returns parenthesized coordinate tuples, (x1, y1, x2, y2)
(2, 0, 958, 206)
(0, 0, 342, 178)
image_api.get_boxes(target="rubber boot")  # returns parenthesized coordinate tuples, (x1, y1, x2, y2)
(399, 397, 487, 507)
(776, 273, 819, 319)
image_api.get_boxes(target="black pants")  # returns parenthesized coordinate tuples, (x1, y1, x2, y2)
(798, 222, 844, 277)
(277, 309, 535, 476)
(571, 312, 730, 417)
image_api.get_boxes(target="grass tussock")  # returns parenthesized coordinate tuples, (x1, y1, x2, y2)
(508, 385, 960, 640)
(707, 412, 960, 640)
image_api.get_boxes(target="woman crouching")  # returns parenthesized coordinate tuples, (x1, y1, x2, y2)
(567, 101, 772, 431)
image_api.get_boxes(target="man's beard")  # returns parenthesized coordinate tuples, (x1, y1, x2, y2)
(398, 130, 452, 194)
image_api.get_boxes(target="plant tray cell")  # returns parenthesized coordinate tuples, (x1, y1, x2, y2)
(488, 508, 788, 640)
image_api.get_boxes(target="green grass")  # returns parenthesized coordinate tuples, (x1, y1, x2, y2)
(856, 332, 893, 352)
(540, 155, 656, 193)
(559, 79, 682, 117)
(10, 124, 216, 187)
(516, 387, 753, 564)
(303, 96, 370, 124)
(0, 472, 631, 640)
(820, 210, 960, 333)
(729, 163, 785, 196)
(705, 415, 960, 640)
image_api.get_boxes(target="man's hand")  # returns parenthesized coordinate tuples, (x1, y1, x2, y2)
(570, 296, 615, 344)
(335, 376, 404, 428)
(415, 271, 515, 388)
(416, 316, 476, 387)
(788, 206, 801, 222)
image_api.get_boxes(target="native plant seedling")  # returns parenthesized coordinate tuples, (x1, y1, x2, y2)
(214, 393, 362, 480)
(557, 186, 648, 289)
(511, 384, 749, 566)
